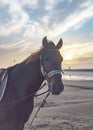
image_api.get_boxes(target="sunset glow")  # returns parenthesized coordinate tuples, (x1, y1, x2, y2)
(0, 0, 93, 69)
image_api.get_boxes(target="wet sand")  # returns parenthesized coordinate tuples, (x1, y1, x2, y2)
(24, 83, 93, 130)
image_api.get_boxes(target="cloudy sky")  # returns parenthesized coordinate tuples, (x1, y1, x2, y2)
(0, 0, 93, 69)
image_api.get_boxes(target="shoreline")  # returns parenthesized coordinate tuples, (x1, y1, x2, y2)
(63, 79, 93, 89)
(63, 69, 93, 72)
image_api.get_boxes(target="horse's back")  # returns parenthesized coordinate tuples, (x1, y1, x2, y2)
(0, 70, 24, 130)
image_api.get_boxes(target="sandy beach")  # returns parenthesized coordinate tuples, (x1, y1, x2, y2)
(24, 82, 93, 130)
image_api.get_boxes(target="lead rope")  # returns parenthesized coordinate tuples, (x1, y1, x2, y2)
(29, 92, 50, 127)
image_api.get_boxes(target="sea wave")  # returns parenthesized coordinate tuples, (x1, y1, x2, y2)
(63, 70, 93, 81)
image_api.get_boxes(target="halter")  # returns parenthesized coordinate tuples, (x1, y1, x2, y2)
(40, 49, 62, 81)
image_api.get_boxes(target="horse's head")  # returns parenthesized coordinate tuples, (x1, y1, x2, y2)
(40, 36, 64, 95)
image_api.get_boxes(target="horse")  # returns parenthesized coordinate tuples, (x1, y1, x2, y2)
(0, 36, 64, 130)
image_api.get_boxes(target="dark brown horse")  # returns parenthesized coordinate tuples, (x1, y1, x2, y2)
(0, 37, 64, 130)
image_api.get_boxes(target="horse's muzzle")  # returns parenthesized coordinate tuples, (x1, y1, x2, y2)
(49, 75, 64, 95)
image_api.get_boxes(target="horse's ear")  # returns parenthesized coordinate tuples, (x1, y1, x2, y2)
(42, 36, 48, 47)
(56, 38, 63, 49)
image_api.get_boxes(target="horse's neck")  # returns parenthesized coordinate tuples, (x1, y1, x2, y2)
(11, 58, 44, 97)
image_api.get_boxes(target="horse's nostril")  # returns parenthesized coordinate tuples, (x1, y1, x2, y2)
(52, 84, 59, 94)
(51, 82, 64, 95)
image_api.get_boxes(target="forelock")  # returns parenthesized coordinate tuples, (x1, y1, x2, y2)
(47, 40, 55, 49)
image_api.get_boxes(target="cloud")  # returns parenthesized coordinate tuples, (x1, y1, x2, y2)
(62, 41, 93, 67)
(44, 0, 62, 10)
(0, 0, 93, 68)
(0, 39, 38, 54)
(23, 0, 93, 38)
(62, 41, 93, 69)
(0, 0, 29, 36)
(0, 39, 37, 67)
(21, 0, 38, 9)
(46, 0, 93, 37)
(1, 0, 93, 39)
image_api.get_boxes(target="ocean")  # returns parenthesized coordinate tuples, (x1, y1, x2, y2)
(63, 69, 93, 81)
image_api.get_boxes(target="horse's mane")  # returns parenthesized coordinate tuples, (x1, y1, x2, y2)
(6, 47, 44, 73)
(25, 46, 43, 64)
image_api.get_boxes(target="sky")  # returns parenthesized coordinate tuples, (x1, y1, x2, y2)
(0, 0, 93, 69)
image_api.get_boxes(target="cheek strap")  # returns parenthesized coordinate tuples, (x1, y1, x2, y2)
(40, 56, 62, 79)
